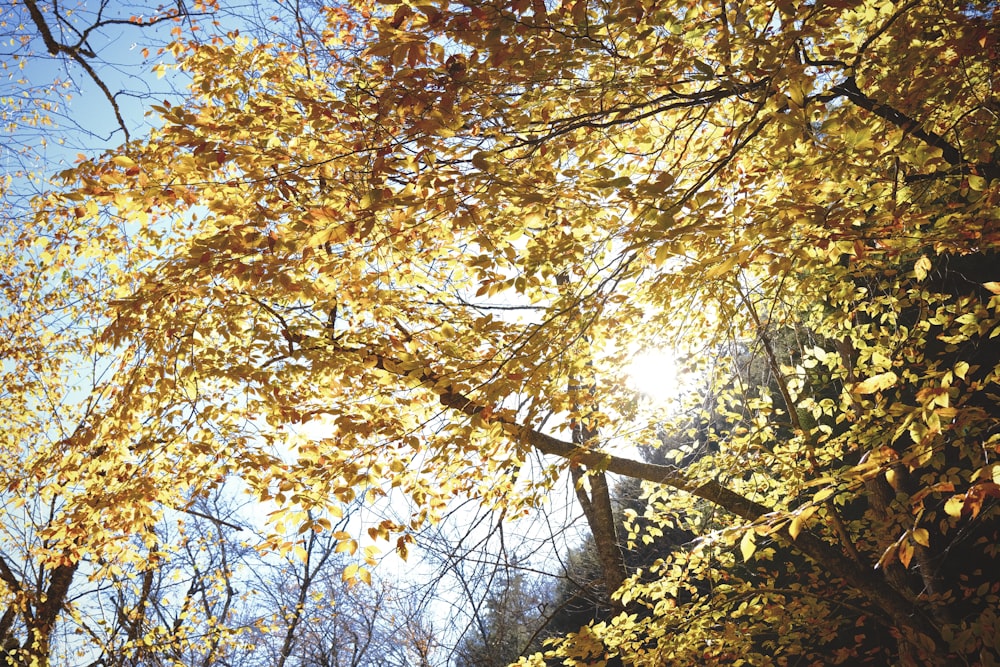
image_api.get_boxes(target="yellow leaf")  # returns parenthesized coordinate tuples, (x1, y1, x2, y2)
(363, 544, 380, 565)
(471, 151, 493, 171)
(112, 155, 137, 169)
(911, 528, 930, 547)
(342, 563, 359, 582)
(954, 361, 969, 380)
(898, 540, 914, 568)
(944, 495, 965, 517)
(983, 281, 1000, 295)
(706, 255, 738, 279)
(870, 352, 892, 370)
(788, 505, 817, 540)
(813, 486, 836, 503)
(788, 515, 803, 540)
(853, 371, 898, 395)
(914, 256, 932, 281)
(740, 529, 756, 561)
(336, 538, 358, 555)
(654, 243, 671, 267)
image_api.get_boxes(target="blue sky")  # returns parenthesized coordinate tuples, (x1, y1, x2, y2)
(5, 0, 215, 173)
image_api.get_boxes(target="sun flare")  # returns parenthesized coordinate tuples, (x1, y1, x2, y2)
(626, 349, 683, 403)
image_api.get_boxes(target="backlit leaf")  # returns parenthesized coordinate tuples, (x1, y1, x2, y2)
(853, 371, 899, 395)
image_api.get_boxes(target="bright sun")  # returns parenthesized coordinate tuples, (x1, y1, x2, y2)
(626, 348, 682, 402)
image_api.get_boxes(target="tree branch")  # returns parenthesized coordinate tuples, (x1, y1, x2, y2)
(515, 79, 769, 149)
(23, 0, 132, 141)
(348, 341, 950, 661)
(830, 77, 962, 168)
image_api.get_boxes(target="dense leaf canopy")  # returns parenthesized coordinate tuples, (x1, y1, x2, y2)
(9, 0, 1000, 664)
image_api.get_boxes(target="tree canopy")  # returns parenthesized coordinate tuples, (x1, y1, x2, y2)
(6, 0, 1000, 664)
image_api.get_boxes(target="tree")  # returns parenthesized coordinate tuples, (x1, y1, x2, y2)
(31, 0, 1000, 665)
(1, 2, 435, 666)
(239, 520, 441, 667)
(453, 560, 547, 667)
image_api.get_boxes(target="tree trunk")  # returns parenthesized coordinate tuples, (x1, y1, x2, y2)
(570, 466, 626, 610)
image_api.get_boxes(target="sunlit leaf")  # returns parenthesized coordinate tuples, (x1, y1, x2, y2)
(853, 371, 899, 395)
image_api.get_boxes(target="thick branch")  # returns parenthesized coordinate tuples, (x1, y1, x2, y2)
(830, 77, 962, 168)
(23, 0, 86, 57)
(18, 558, 79, 664)
(35, 561, 76, 636)
(523, 425, 946, 659)
(357, 344, 949, 661)
(812, 75, 999, 182)
(0, 558, 22, 595)
(557, 269, 628, 609)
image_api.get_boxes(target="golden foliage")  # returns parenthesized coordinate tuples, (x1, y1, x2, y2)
(15, 0, 1000, 664)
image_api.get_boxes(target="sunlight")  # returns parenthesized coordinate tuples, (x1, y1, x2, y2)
(626, 348, 683, 403)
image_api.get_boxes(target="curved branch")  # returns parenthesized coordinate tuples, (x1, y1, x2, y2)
(23, 0, 133, 141)
(23, 0, 92, 57)
(514, 80, 769, 149)
(63, 52, 131, 142)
